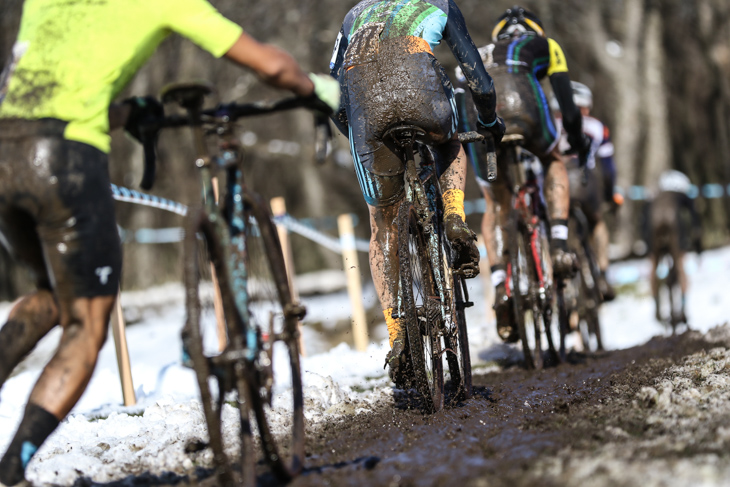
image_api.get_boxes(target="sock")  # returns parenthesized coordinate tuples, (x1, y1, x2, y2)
(442, 189, 466, 222)
(490, 265, 506, 287)
(383, 308, 404, 348)
(550, 219, 569, 251)
(0, 404, 59, 486)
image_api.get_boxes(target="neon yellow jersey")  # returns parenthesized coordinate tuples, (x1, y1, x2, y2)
(0, 0, 243, 153)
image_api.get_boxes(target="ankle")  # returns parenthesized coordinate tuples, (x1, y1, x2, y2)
(550, 219, 568, 251)
(0, 403, 59, 486)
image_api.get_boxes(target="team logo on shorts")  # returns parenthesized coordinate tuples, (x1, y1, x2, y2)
(96, 266, 113, 285)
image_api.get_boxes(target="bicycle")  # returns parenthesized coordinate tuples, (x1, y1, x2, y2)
(497, 134, 560, 370)
(652, 229, 687, 334)
(136, 82, 331, 486)
(565, 203, 605, 352)
(385, 126, 489, 413)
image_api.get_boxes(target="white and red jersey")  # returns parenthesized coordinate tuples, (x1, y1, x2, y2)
(557, 115, 614, 169)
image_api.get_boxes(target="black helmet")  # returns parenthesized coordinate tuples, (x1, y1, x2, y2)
(492, 6, 545, 42)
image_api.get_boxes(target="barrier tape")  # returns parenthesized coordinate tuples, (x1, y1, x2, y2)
(111, 184, 188, 216)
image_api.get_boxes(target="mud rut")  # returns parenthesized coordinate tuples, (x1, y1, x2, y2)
(76, 329, 730, 487)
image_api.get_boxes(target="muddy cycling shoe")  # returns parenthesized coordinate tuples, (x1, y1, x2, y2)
(598, 272, 616, 302)
(444, 214, 480, 276)
(551, 248, 578, 279)
(385, 339, 411, 389)
(494, 283, 519, 343)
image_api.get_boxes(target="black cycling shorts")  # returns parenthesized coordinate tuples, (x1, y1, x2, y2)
(0, 118, 122, 302)
(344, 39, 458, 207)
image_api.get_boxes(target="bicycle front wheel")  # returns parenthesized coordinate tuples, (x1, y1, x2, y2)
(398, 199, 444, 413)
(240, 193, 304, 481)
(444, 268, 472, 401)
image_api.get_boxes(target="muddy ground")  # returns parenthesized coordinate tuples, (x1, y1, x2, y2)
(75, 326, 730, 487)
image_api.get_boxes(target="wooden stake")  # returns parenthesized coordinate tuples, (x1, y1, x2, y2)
(338, 213, 369, 352)
(270, 197, 306, 356)
(210, 177, 227, 351)
(111, 292, 136, 406)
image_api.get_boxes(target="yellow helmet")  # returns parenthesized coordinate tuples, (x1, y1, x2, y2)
(492, 5, 545, 42)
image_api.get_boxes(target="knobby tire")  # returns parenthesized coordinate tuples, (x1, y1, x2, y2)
(398, 199, 445, 413)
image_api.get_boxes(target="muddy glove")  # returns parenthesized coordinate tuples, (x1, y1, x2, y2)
(309, 73, 340, 115)
(568, 132, 591, 167)
(122, 96, 164, 144)
(478, 114, 506, 146)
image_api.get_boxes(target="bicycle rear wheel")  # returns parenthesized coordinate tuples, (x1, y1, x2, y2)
(241, 193, 304, 481)
(508, 209, 544, 370)
(182, 208, 254, 487)
(398, 199, 444, 413)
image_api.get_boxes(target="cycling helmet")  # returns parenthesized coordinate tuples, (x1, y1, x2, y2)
(658, 170, 692, 194)
(571, 81, 593, 109)
(492, 6, 545, 42)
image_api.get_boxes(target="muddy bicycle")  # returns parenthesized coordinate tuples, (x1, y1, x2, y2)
(387, 126, 490, 413)
(565, 203, 605, 352)
(136, 82, 330, 486)
(497, 134, 560, 370)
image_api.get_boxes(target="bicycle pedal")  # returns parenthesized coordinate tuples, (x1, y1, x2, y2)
(454, 263, 479, 279)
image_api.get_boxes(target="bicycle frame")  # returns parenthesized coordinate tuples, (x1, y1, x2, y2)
(504, 147, 550, 306)
(189, 120, 260, 360)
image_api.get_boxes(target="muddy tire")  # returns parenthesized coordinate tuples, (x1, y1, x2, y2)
(398, 199, 444, 413)
(243, 194, 305, 481)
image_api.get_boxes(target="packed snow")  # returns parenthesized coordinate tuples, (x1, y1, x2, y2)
(0, 247, 727, 486)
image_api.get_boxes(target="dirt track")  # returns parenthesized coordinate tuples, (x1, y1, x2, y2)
(72, 326, 730, 487)
(285, 326, 730, 487)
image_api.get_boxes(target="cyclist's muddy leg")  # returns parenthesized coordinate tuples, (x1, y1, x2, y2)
(437, 141, 467, 195)
(481, 182, 511, 269)
(368, 203, 402, 347)
(0, 295, 114, 485)
(592, 220, 610, 272)
(543, 150, 570, 222)
(29, 295, 115, 416)
(0, 290, 59, 387)
(676, 252, 688, 320)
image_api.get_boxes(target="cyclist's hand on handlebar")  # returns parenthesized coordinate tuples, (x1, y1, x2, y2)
(308, 73, 340, 115)
(122, 96, 164, 144)
(477, 114, 506, 146)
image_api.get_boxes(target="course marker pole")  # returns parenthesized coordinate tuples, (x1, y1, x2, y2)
(338, 214, 369, 352)
(111, 293, 136, 406)
(271, 197, 306, 357)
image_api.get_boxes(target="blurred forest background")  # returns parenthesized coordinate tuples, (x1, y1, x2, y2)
(1, 0, 730, 299)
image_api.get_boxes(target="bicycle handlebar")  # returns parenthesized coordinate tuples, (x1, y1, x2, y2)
(458, 131, 497, 182)
(137, 95, 332, 189)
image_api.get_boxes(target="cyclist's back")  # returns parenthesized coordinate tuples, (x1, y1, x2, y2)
(329, 0, 504, 384)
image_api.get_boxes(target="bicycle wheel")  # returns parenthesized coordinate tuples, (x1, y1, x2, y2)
(182, 208, 253, 487)
(398, 199, 444, 413)
(507, 209, 544, 370)
(240, 193, 304, 481)
(444, 270, 472, 401)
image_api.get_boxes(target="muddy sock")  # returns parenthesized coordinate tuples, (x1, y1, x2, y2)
(383, 308, 404, 348)
(490, 265, 506, 287)
(442, 189, 466, 222)
(0, 404, 59, 486)
(550, 219, 569, 251)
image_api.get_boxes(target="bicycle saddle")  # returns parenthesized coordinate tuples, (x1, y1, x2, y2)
(160, 81, 215, 109)
(501, 134, 525, 146)
(383, 124, 430, 149)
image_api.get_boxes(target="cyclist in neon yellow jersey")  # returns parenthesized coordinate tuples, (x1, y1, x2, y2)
(0, 1, 339, 485)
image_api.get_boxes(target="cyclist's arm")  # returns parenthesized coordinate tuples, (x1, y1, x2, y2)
(443, 0, 497, 125)
(546, 38, 582, 143)
(328, 25, 350, 135)
(225, 33, 314, 97)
